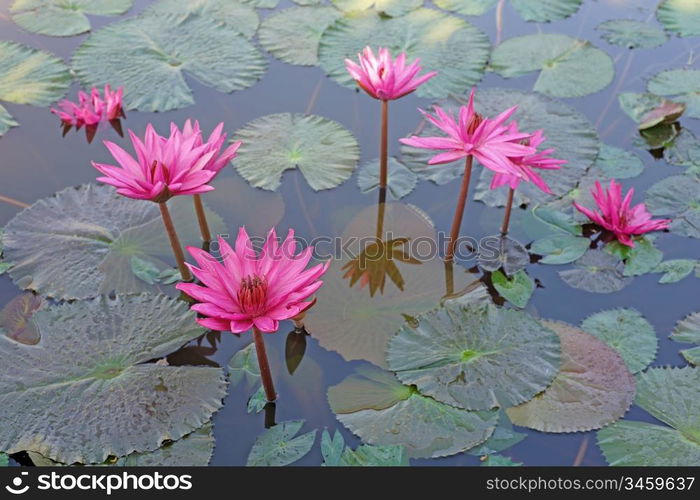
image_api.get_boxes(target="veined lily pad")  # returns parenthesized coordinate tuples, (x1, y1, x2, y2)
(491, 270, 534, 309)
(328, 367, 498, 458)
(581, 308, 658, 373)
(507, 321, 635, 433)
(227, 343, 261, 386)
(654, 259, 696, 283)
(594, 144, 644, 179)
(0, 41, 71, 136)
(490, 34, 614, 98)
(114, 424, 214, 466)
(621, 236, 663, 277)
(671, 312, 700, 365)
(657, 0, 700, 37)
(531, 234, 589, 265)
(246, 420, 317, 466)
(331, 0, 422, 17)
(596, 19, 668, 49)
(648, 69, 700, 120)
(663, 129, 700, 167)
(72, 13, 267, 112)
(645, 174, 700, 238)
(320, 429, 409, 466)
(318, 9, 490, 99)
(2, 183, 224, 300)
(0, 294, 226, 464)
(433, 0, 497, 16)
(559, 250, 632, 294)
(357, 157, 417, 200)
(477, 235, 529, 275)
(435, 0, 581, 21)
(11, 0, 133, 37)
(618, 92, 685, 129)
(387, 303, 561, 410)
(233, 113, 359, 191)
(597, 367, 700, 466)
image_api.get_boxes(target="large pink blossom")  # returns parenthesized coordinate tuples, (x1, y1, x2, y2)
(344, 46, 436, 101)
(574, 179, 671, 247)
(51, 85, 123, 127)
(92, 120, 240, 202)
(399, 89, 536, 175)
(177, 227, 329, 333)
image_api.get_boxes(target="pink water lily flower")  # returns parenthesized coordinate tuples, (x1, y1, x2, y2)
(92, 120, 239, 202)
(177, 227, 329, 333)
(574, 179, 671, 247)
(345, 46, 437, 101)
(399, 89, 536, 175)
(179, 119, 241, 174)
(490, 127, 567, 194)
(51, 84, 123, 127)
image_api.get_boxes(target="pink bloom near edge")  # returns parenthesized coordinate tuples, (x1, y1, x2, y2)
(399, 89, 536, 175)
(344, 46, 437, 101)
(51, 85, 123, 127)
(92, 120, 241, 202)
(176, 227, 329, 333)
(573, 179, 671, 247)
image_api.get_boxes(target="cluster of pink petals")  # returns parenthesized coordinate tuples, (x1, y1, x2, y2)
(176, 227, 329, 333)
(51, 85, 123, 127)
(573, 179, 671, 247)
(92, 120, 241, 202)
(345, 46, 437, 101)
(400, 89, 536, 174)
(489, 127, 567, 194)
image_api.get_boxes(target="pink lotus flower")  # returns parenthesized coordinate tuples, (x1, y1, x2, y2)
(490, 127, 567, 194)
(345, 46, 437, 101)
(399, 89, 536, 175)
(574, 179, 671, 247)
(176, 227, 329, 333)
(92, 120, 240, 202)
(51, 85, 123, 127)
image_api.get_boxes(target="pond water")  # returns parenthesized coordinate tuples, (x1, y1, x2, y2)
(0, 0, 699, 467)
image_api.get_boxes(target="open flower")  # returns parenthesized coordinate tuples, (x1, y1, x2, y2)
(51, 85, 123, 127)
(574, 179, 671, 247)
(344, 46, 436, 101)
(92, 121, 239, 202)
(399, 89, 536, 175)
(177, 227, 329, 333)
(179, 119, 241, 174)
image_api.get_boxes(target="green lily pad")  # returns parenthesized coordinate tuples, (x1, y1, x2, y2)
(2, 183, 224, 300)
(671, 312, 700, 365)
(618, 92, 685, 129)
(11, 0, 132, 37)
(596, 19, 668, 49)
(657, 0, 700, 37)
(478, 236, 529, 275)
(72, 13, 267, 112)
(597, 367, 700, 466)
(247, 386, 267, 414)
(531, 234, 590, 265)
(491, 270, 534, 309)
(532, 206, 583, 235)
(387, 303, 561, 410)
(328, 367, 498, 458)
(227, 343, 261, 386)
(436, 0, 581, 21)
(581, 308, 658, 374)
(648, 69, 700, 120)
(259, 6, 341, 66)
(320, 429, 409, 466)
(559, 250, 632, 294)
(233, 113, 359, 191)
(645, 174, 700, 239)
(114, 424, 214, 466)
(621, 236, 663, 277)
(0, 293, 43, 345)
(482, 454, 523, 466)
(490, 34, 614, 98)
(357, 157, 417, 200)
(433, 0, 497, 16)
(319, 9, 490, 99)
(0, 453, 7, 466)
(240, 0, 278, 7)
(331, 0, 422, 17)
(663, 128, 700, 167)
(594, 144, 644, 179)
(507, 321, 635, 433)
(654, 259, 697, 283)
(0, 294, 226, 464)
(246, 420, 317, 466)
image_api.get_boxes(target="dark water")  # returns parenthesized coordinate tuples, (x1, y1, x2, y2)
(0, 0, 699, 466)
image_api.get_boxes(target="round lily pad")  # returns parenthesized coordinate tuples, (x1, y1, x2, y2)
(11, 0, 133, 37)
(663, 129, 700, 167)
(246, 420, 317, 466)
(477, 235, 529, 275)
(331, 0, 422, 17)
(654, 259, 697, 284)
(72, 13, 267, 112)
(259, 6, 341, 66)
(435, 0, 581, 21)
(671, 311, 700, 366)
(2, 183, 224, 300)
(507, 321, 635, 433)
(0, 294, 226, 464)
(596, 19, 668, 49)
(581, 308, 658, 373)
(648, 69, 700, 120)
(531, 234, 590, 265)
(433, 0, 498, 16)
(357, 157, 417, 200)
(318, 9, 490, 99)
(328, 367, 499, 458)
(657, 0, 700, 37)
(387, 302, 561, 410)
(559, 250, 632, 294)
(491, 270, 534, 309)
(594, 144, 644, 179)
(645, 174, 700, 239)
(491, 34, 614, 98)
(233, 113, 359, 191)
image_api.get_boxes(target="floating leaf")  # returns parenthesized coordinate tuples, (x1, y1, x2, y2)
(436, 0, 580, 21)
(114, 424, 214, 466)
(331, 0, 422, 17)
(477, 236, 529, 275)
(130, 256, 161, 285)
(657, 0, 700, 37)
(490, 34, 614, 98)
(531, 234, 589, 265)
(433, 0, 498, 16)
(654, 259, 696, 284)
(0, 453, 7, 466)
(648, 69, 700, 120)
(2, 184, 224, 300)
(387, 303, 560, 410)
(240, 0, 278, 7)
(233, 113, 359, 191)
(246, 420, 317, 466)
(581, 308, 658, 374)
(482, 454, 523, 466)
(467, 411, 526, 456)
(621, 236, 663, 277)
(597, 367, 700, 466)
(72, 14, 267, 112)
(0, 293, 43, 345)
(319, 9, 490, 99)
(320, 430, 345, 466)
(532, 206, 582, 235)
(559, 250, 632, 294)
(11, 0, 133, 37)
(663, 128, 700, 167)
(596, 19, 668, 49)
(507, 321, 635, 432)
(0, 294, 226, 464)
(594, 144, 644, 179)
(618, 92, 685, 129)
(320, 429, 409, 466)
(491, 270, 534, 309)
(645, 174, 700, 238)
(671, 312, 700, 365)
(328, 367, 498, 458)
(357, 157, 417, 200)
(247, 386, 267, 414)
(227, 343, 260, 386)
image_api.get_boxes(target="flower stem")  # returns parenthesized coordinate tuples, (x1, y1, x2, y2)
(376, 188, 387, 240)
(444, 259, 454, 296)
(501, 188, 515, 236)
(192, 194, 212, 244)
(379, 99, 389, 190)
(158, 202, 192, 282)
(445, 155, 474, 262)
(253, 327, 277, 402)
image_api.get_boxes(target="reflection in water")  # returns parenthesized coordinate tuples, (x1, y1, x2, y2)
(285, 328, 308, 375)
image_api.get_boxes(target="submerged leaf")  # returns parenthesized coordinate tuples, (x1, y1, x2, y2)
(596, 19, 667, 49)
(227, 343, 260, 387)
(491, 270, 534, 309)
(11, 0, 133, 37)
(246, 420, 316, 466)
(247, 386, 267, 414)
(559, 250, 632, 294)
(671, 312, 700, 365)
